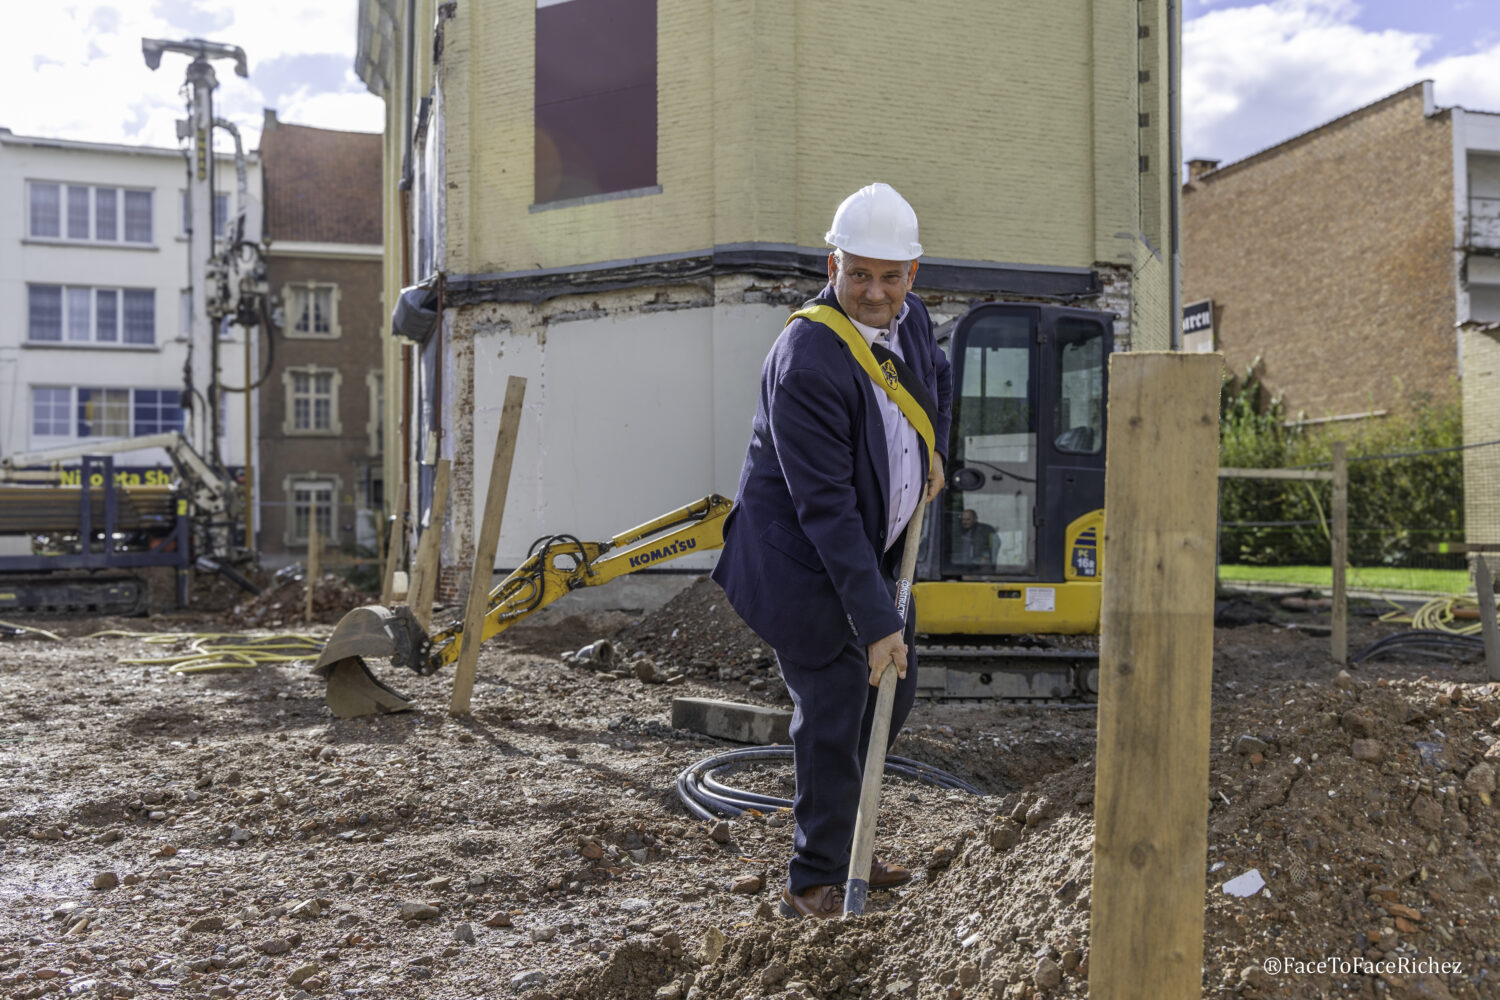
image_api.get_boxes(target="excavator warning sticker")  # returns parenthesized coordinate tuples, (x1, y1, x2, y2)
(1025, 587, 1056, 612)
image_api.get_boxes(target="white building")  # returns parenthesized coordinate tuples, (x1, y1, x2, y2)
(0, 128, 261, 480)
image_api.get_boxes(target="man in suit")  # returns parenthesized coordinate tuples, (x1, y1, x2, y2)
(955, 508, 999, 568)
(712, 183, 953, 919)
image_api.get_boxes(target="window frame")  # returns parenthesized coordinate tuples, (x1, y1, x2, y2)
(26, 283, 157, 347)
(28, 386, 183, 443)
(282, 365, 343, 436)
(26, 181, 155, 246)
(283, 474, 341, 547)
(281, 282, 342, 340)
(366, 370, 384, 456)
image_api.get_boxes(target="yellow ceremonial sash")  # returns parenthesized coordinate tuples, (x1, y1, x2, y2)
(787, 305, 936, 462)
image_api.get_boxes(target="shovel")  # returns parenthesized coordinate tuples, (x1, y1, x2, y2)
(845, 494, 927, 917)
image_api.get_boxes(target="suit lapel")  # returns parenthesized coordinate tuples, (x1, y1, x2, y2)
(840, 342, 890, 528)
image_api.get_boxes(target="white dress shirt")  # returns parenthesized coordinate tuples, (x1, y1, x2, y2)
(849, 305, 924, 551)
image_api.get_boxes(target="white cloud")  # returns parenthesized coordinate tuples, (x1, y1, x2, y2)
(1185, 0, 1500, 164)
(0, 1, 381, 152)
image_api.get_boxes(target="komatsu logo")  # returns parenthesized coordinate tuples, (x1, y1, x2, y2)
(881, 359, 899, 389)
(628, 538, 697, 568)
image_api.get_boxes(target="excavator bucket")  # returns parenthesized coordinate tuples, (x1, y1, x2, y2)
(313, 605, 421, 718)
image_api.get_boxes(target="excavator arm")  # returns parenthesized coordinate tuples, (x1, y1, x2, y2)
(314, 494, 734, 717)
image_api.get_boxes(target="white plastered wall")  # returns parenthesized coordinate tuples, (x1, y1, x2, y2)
(468, 301, 784, 571)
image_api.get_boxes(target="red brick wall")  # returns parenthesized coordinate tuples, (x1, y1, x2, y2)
(1183, 87, 1457, 419)
(259, 253, 384, 558)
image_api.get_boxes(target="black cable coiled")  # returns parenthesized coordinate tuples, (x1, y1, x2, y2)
(1351, 629, 1485, 664)
(675, 745, 984, 822)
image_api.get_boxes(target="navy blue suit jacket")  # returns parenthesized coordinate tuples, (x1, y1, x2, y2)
(712, 286, 954, 666)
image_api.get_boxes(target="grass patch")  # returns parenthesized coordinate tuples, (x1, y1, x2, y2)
(1219, 564, 1470, 594)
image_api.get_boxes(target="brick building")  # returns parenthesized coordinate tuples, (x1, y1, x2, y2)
(1182, 83, 1463, 421)
(256, 114, 383, 568)
(1183, 81, 1500, 543)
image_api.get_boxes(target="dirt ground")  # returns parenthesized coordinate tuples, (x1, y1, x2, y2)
(1, 580, 1497, 1000)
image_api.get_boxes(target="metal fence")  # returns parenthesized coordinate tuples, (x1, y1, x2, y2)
(1216, 438, 1499, 594)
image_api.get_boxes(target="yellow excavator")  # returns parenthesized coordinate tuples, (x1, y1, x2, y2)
(315, 301, 1111, 716)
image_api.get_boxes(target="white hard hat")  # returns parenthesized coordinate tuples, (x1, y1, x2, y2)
(824, 182, 923, 260)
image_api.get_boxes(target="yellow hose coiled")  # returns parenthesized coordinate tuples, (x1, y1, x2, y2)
(0, 621, 324, 673)
(1378, 597, 1484, 636)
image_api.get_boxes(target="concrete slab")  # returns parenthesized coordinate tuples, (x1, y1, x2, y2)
(670, 697, 792, 745)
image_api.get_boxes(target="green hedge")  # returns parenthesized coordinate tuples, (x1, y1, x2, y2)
(1217, 362, 1463, 567)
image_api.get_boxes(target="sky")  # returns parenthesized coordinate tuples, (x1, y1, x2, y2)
(2, 1, 385, 150)
(1184, 0, 1500, 164)
(1, 0, 1497, 165)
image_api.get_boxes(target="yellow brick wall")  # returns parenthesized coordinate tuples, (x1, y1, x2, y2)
(1182, 87, 1457, 418)
(442, 0, 1140, 275)
(1463, 327, 1500, 543)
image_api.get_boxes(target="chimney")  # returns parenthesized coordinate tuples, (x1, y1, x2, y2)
(1187, 158, 1220, 183)
(263, 108, 279, 131)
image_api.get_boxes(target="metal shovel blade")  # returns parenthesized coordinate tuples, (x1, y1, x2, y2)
(314, 605, 416, 718)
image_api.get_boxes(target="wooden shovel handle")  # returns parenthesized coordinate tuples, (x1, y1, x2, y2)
(845, 495, 928, 916)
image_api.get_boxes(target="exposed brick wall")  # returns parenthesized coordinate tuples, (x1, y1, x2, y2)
(1182, 86, 1457, 419)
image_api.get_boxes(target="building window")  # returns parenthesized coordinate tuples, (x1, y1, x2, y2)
(31, 388, 71, 437)
(533, 0, 657, 204)
(29, 182, 60, 237)
(134, 389, 185, 435)
(180, 190, 232, 238)
(67, 185, 90, 239)
(95, 188, 117, 241)
(27, 182, 153, 244)
(77, 388, 131, 438)
(123, 190, 153, 243)
(366, 370, 384, 455)
(29, 386, 183, 441)
(289, 479, 336, 544)
(283, 283, 340, 339)
(122, 289, 156, 344)
(27, 284, 154, 346)
(28, 286, 62, 341)
(283, 367, 342, 435)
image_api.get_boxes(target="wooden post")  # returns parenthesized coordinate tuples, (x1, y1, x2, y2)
(408, 458, 451, 631)
(451, 376, 527, 715)
(1331, 441, 1348, 665)
(304, 504, 320, 624)
(380, 485, 408, 605)
(1476, 556, 1500, 682)
(1091, 352, 1220, 1000)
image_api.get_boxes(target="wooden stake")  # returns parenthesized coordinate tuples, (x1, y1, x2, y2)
(1091, 353, 1220, 1000)
(450, 376, 527, 715)
(1331, 441, 1348, 665)
(304, 505, 321, 624)
(408, 458, 451, 631)
(380, 485, 408, 605)
(1476, 556, 1500, 682)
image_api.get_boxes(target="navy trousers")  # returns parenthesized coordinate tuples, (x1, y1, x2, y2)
(777, 596, 918, 894)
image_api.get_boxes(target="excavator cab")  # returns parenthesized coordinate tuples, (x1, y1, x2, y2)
(911, 303, 1111, 697)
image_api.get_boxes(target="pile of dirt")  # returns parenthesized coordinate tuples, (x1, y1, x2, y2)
(230, 571, 376, 627)
(613, 577, 785, 698)
(539, 641, 1499, 1000)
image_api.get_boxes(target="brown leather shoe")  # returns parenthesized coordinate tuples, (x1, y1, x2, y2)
(869, 856, 913, 889)
(778, 884, 843, 919)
